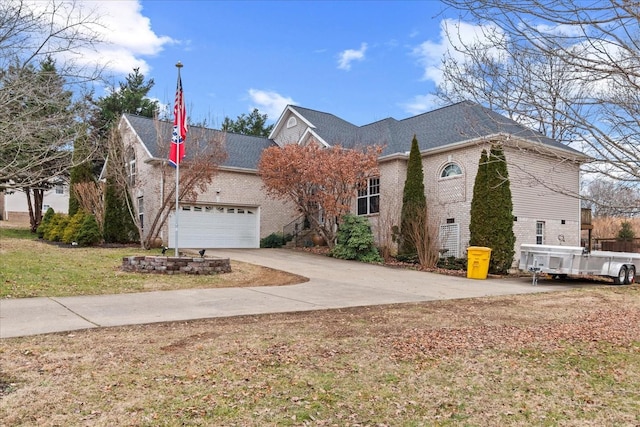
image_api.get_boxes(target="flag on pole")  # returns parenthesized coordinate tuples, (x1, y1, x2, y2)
(169, 73, 187, 166)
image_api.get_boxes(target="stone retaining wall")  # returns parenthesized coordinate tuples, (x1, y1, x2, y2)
(122, 256, 231, 275)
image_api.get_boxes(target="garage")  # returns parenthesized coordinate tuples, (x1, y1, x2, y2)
(168, 204, 260, 249)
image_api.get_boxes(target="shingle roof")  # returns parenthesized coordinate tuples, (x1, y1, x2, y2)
(123, 114, 277, 170)
(290, 101, 583, 157)
(124, 101, 585, 172)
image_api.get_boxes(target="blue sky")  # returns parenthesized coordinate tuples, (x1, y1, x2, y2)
(76, 1, 472, 127)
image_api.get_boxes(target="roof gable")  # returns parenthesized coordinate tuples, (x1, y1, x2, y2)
(122, 114, 278, 170)
(286, 101, 586, 158)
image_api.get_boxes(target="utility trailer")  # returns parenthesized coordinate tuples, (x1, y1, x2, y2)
(519, 244, 638, 285)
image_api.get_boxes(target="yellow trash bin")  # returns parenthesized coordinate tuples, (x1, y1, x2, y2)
(466, 246, 492, 279)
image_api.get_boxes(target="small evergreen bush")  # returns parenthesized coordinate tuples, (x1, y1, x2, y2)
(36, 207, 56, 238)
(617, 221, 635, 241)
(437, 256, 467, 271)
(76, 214, 102, 246)
(330, 214, 383, 263)
(62, 211, 87, 244)
(260, 232, 286, 248)
(44, 213, 68, 242)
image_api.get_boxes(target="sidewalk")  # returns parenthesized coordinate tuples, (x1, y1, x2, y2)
(1, 249, 578, 338)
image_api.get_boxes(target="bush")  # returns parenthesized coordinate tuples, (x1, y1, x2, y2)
(330, 214, 383, 263)
(76, 214, 102, 246)
(62, 211, 87, 244)
(260, 232, 287, 248)
(437, 256, 467, 271)
(395, 253, 419, 264)
(44, 213, 69, 242)
(36, 207, 56, 238)
(617, 221, 636, 241)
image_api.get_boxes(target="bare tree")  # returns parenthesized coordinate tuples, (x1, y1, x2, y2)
(439, 0, 640, 187)
(0, 0, 104, 229)
(403, 205, 440, 268)
(583, 180, 640, 218)
(72, 181, 105, 234)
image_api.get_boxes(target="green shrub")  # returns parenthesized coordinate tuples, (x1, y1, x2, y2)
(437, 256, 467, 271)
(330, 214, 382, 263)
(62, 211, 87, 244)
(617, 221, 635, 241)
(44, 213, 68, 242)
(395, 253, 419, 264)
(36, 207, 56, 238)
(261, 233, 285, 248)
(76, 214, 102, 246)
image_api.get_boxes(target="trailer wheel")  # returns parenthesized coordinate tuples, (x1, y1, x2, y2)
(614, 266, 627, 285)
(626, 265, 636, 285)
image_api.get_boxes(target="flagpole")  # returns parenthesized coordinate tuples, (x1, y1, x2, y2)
(174, 61, 183, 257)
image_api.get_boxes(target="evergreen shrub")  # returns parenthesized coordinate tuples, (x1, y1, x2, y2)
(330, 214, 383, 263)
(36, 207, 56, 238)
(260, 232, 289, 248)
(62, 211, 87, 244)
(76, 214, 102, 246)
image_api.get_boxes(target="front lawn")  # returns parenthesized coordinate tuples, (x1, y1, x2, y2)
(0, 227, 305, 298)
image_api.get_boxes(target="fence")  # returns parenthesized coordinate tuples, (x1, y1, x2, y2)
(595, 238, 640, 253)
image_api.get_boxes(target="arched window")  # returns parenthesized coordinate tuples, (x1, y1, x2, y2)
(440, 163, 462, 178)
(286, 116, 297, 128)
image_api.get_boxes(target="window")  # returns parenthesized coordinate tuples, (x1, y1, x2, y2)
(357, 177, 380, 215)
(536, 221, 545, 244)
(127, 147, 136, 186)
(440, 163, 462, 178)
(286, 117, 297, 128)
(55, 184, 64, 195)
(137, 197, 144, 230)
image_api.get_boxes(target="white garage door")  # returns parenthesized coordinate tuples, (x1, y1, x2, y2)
(168, 205, 260, 249)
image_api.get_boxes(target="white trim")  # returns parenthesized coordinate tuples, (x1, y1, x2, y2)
(299, 128, 330, 147)
(268, 105, 315, 140)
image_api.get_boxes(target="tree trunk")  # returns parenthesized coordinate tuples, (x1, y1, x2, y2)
(25, 187, 44, 233)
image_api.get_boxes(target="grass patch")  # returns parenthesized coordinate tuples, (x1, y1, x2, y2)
(0, 227, 305, 298)
(1, 287, 639, 425)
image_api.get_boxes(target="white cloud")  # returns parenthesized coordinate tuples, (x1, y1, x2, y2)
(29, 0, 174, 75)
(412, 19, 506, 86)
(402, 19, 507, 115)
(400, 94, 445, 116)
(248, 89, 295, 120)
(337, 43, 368, 71)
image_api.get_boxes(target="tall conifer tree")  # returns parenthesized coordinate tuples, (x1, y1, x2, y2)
(487, 145, 515, 273)
(400, 135, 426, 254)
(469, 149, 490, 247)
(469, 146, 515, 274)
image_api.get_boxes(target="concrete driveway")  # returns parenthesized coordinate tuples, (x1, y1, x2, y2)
(0, 249, 578, 339)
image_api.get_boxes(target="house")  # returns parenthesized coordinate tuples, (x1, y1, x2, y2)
(120, 101, 590, 258)
(1, 182, 69, 223)
(119, 114, 297, 249)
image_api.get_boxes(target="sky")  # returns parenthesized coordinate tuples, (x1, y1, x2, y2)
(65, 1, 476, 127)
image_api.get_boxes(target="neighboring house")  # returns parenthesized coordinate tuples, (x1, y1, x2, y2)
(120, 101, 590, 257)
(2, 182, 69, 223)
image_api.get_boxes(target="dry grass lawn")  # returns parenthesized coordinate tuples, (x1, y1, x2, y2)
(2, 287, 639, 426)
(1, 224, 640, 425)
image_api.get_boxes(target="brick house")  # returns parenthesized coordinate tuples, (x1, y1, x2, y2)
(119, 101, 590, 257)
